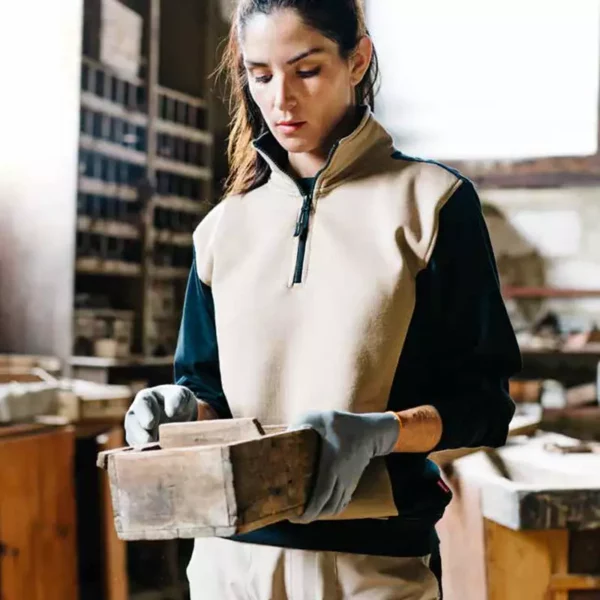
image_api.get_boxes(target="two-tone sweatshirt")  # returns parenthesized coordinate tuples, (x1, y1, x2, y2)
(173, 107, 521, 557)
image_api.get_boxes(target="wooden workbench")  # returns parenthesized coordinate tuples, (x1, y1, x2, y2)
(437, 432, 600, 600)
(0, 423, 78, 600)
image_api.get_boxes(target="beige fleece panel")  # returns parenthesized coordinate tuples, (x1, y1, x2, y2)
(193, 199, 228, 286)
(187, 537, 440, 600)
(192, 114, 462, 520)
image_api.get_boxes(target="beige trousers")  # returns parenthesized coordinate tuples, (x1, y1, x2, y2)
(187, 537, 440, 600)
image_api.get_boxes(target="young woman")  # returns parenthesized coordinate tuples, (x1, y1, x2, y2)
(125, 1, 521, 598)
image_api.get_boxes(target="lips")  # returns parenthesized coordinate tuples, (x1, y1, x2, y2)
(275, 121, 306, 134)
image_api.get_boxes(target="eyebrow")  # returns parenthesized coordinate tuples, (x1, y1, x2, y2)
(244, 47, 325, 68)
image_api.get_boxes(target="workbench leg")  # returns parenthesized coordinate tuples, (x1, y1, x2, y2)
(484, 520, 569, 600)
(436, 476, 488, 600)
(99, 426, 128, 600)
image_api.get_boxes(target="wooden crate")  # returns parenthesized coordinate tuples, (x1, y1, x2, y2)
(0, 369, 132, 424)
(0, 370, 61, 423)
(0, 354, 61, 376)
(58, 379, 132, 422)
(98, 419, 318, 540)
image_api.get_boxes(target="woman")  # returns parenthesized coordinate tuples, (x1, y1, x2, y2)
(125, 1, 521, 598)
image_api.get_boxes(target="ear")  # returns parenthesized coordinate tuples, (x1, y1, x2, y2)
(349, 36, 373, 87)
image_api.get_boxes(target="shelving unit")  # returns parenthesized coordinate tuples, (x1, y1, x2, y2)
(72, 0, 217, 364)
(0, 1, 222, 598)
(77, 4, 219, 600)
(0, 0, 222, 372)
(503, 286, 600, 299)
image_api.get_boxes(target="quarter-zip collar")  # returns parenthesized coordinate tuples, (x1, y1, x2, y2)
(252, 106, 394, 198)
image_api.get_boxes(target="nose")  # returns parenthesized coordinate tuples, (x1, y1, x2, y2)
(273, 75, 297, 112)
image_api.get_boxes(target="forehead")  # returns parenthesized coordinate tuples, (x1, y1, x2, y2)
(240, 9, 337, 63)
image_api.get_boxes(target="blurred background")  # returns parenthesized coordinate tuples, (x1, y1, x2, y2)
(1, 0, 600, 598)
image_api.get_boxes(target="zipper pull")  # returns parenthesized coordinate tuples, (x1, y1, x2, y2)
(294, 196, 311, 237)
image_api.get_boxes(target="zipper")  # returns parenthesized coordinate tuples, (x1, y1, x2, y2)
(292, 192, 312, 284)
(290, 141, 340, 285)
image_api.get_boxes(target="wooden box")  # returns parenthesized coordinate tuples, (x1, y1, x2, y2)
(98, 419, 319, 540)
(0, 369, 132, 423)
(57, 379, 133, 422)
(0, 354, 61, 376)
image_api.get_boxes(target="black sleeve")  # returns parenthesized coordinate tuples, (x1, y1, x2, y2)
(389, 178, 521, 450)
(173, 258, 232, 419)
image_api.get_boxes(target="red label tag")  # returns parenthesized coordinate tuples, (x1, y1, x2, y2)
(437, 479, 451, 494)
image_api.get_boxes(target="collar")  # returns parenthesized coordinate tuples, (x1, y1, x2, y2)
(252, 107, 394, 198)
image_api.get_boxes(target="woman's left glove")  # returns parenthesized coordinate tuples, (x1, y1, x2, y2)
(289, 410, 400, 522)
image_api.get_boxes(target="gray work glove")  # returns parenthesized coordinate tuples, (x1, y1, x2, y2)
(290, 410, 399, 522)
(124, 384, 199, 446)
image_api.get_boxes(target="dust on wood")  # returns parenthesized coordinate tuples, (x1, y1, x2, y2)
(158, 418, 265, 449)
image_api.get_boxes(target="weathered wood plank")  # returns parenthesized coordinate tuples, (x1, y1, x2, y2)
(158, 418, 264, 449)
(98, 427, 128, 600)
(519, 490, 600, 531)
(108, 444, 236, 540)
(231, 429, 318, 530)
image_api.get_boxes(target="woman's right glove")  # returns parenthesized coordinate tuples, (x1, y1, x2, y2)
(289, 410, 400, 522)
(124, 384, 200, 446)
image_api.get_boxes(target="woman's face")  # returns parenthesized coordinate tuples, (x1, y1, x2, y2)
(241, 9, 370, 156)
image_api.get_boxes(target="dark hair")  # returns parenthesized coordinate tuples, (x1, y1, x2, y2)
(219, 0, 380, 196)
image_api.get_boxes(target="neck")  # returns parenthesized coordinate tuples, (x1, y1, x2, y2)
(287, 106, 361, 179)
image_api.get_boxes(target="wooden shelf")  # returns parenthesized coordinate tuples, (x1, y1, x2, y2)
(80, 134, 146, 165)
(75, 308, 134, 319)
(76, 258, 141, 277)
(155, 156, 211, 180)
(157, 85, 207, 108)
(78, 177, 138, 201)
(77, 216, 140, 239)
(81, 55, 144, 87)
(503, 287, 600, 299)
(154, 195, 211, 214)
(70, 355, 174, 368)
(149, 266, 190, 279)
(156, 119, 212, 144)
(152, 229, 193, 247)
(520, 344, 600, 356)
(80, 91, 147, 127)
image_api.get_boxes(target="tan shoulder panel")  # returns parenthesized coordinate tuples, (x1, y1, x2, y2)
(192, 198, 231, 286)
(390, 158, 464, 270)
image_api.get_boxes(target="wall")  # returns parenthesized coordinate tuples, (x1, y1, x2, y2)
(481, 186, 600, 331)
(0, 1, 83, 360)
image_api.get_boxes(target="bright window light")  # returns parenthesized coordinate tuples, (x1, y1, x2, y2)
(367, 0, 600, 160)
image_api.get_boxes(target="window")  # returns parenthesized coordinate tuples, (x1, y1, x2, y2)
(367, 0, 600, 161)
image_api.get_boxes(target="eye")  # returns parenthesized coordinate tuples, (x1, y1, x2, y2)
(254, 74, 272, 84)
(297, 67, 321, 79)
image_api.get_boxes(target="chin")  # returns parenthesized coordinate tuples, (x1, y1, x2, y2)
(276, 136, 318, 154)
